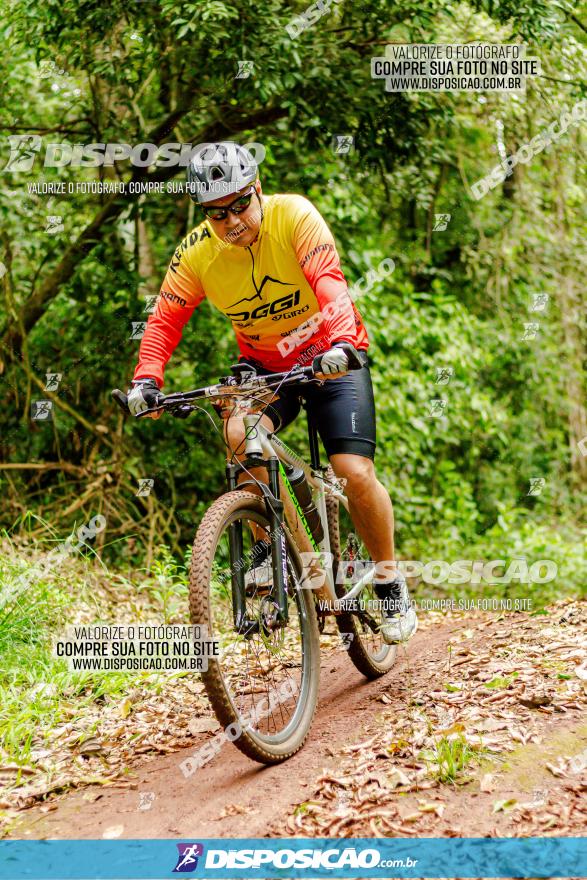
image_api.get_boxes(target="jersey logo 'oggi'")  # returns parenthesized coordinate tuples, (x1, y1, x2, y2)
(227, 290, 301, 322)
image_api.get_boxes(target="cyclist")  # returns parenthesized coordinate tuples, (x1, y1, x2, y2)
(127, 142, 417, 643)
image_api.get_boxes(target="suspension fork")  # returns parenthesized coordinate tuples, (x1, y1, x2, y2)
(225, 462, 249, 634)
(224, 454, 289, 631)
(265, 456, 289, 625)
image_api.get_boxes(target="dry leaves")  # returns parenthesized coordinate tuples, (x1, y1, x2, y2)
(215, 803, 248, 820)
(102, 824, 124, 839)
(480, 773, 495, 793)
(4, 597, 586, 842)
(0, 675, 209, 812)
(387, 768, 411, 789)
(276, 599, 587, 839)
(187, 717, 218, 736)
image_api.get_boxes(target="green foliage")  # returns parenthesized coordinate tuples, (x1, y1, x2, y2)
(0, 0, 585, 587)
(0, 1, 585, 788)
(0, 539, 191, 768)
(422, 734, 481, 783)
(137, 544, 189, 621)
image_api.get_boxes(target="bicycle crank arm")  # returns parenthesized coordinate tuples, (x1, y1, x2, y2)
(355, 608, 381, 633)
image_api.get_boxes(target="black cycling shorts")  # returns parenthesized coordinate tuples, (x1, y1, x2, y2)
(240, 354, 377, 461)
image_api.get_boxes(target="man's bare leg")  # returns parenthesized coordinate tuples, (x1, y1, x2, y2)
(329, 452, 417, 642)
(328, 453, 398, 581)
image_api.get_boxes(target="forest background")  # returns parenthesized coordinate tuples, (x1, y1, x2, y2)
(1, 0, 585, 610)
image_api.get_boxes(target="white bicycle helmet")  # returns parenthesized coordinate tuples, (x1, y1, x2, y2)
(186, 141, 258, 204)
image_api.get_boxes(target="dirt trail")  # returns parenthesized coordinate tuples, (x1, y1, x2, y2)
(6, 604, 587, 840)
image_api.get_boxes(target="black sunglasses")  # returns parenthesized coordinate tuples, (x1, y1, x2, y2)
(201, 187, 256, 221)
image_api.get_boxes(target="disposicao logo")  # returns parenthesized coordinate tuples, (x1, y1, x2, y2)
(173, 843, 204, 873)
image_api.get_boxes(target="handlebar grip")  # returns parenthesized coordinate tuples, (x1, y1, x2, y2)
(112, 389, 130, 414)
(312, 343, 365, 375)
(336, 342, 365, 371)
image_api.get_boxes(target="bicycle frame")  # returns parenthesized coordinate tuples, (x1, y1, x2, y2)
(228, 406, 375, 609)
(113, 362, 377, 622)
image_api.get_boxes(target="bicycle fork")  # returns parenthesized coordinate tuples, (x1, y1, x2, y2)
(225, 416, 289, 636)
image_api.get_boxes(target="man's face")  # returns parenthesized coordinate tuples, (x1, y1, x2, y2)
(204, 180, 263, 247)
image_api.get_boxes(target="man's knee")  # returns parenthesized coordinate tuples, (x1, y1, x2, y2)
(330, 454, 375, 496)
(224, 413, 274, 457)
(224, 418, 246, 449)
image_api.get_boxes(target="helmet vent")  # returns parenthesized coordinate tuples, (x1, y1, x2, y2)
(186, 141, 258, 204)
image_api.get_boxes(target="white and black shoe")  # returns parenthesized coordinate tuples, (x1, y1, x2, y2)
(374, 572, 418, 644)
(244, 539, 273, 595)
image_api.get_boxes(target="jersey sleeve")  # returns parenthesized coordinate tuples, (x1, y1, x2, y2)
(290, 196, 358, 344)
(133, 255, 205, 388)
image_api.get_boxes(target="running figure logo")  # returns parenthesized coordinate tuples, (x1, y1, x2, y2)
(173, 843, 204, 873)
(3, 135, 42, 171)
(332, 134, 354, 155)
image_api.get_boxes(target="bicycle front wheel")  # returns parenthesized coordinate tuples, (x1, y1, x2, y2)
(189, 490, 320, 764)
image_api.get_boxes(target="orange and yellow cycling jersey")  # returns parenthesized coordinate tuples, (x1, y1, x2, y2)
(134, 193, 369, 386)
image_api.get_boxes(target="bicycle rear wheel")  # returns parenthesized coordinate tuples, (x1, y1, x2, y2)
(326, 483, 397, 678)
(189, 490, 320, 764)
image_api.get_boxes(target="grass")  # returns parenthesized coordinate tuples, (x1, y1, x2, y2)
(0, 535, 191, 772)
(0, 518, 580, 786)
(401, 510, 586, 608)
(421, 734, 480, 784)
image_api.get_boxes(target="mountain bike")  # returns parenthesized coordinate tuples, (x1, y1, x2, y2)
(112, 354, 396, 764)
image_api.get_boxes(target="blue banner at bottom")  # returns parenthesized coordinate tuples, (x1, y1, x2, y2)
(0, 837, 585, 879)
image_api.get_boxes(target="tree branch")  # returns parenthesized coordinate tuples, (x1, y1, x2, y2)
(569, 13, 587, 35)
(1, 105, 288, 357)
(0, 462, 87, 475)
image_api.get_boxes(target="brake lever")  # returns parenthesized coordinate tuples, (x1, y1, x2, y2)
(112, 388, 168, 418)
(170, 405, 192, 419)
(136, 405, 164, 418)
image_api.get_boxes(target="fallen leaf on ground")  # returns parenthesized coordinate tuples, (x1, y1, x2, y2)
(519, 692, 552, 708)
(102, 825, 124, 838)
(187, 717, 218, 736)
(216, 803, 247, 819)
(385, 739, 411, 755)
(545, 762, 565, 777)
(387, 768, 411, 789)
(493, 799, 517, 813)
(78, 738, 107, 756)
(437, 722, 466, 736)
(82, 791, 103, 802)
(119, 698, 132, 719)
(485, 674, 518, 690)
(348, 735, 378, 752)
(418, 801, 445, 817)
(480, 773, 495, 793)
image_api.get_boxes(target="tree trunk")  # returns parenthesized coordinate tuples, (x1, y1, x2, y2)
(554, 144, 587, 491)
(0, 106, 288, 362)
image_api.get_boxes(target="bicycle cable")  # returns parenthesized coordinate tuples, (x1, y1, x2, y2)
(225, 362, 307, 464)
(223, 363, 317, 522)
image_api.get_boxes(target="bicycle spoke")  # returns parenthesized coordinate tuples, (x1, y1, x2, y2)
(328, 489, 396, 676)
(207, 510, 306, 741)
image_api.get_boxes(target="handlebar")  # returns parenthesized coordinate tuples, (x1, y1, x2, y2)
(112, 343, 365, 418)
(111, 365, 316, 417)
